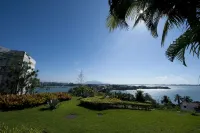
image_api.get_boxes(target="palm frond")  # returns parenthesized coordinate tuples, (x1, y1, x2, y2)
(107, 14, 128, 31)
(166, 26, 200, 66)
(161, 17, 172, 46)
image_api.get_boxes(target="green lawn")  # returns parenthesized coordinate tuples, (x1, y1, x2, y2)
(0, 97, 200, 133)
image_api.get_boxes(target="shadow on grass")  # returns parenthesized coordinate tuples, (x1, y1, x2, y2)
(39, 107, 54, 111)
(78, 103, 152, 111)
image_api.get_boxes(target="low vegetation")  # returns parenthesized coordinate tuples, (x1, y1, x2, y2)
(0, 92, 71, 111)
(68, 86, 94, 97)
(0, 123, 43, 133)
(80, 96, 151, 110)
(0, 98, 199, 133)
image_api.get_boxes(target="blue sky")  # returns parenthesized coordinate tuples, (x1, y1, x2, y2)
(0, 0, 199, 84)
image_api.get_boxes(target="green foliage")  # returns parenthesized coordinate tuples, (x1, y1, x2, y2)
(144, 93, 158, 107)
(0, 92, 71, 111)
(108, 92, 135, 101)
(1, 60, 40, 94)
(135, 90, 145, 102)
(107, 0, 200, 66)
(161, 95, 172, 105)
(182, 96, 193, 102)
(174, 94, 182, 105)
(0, 98, 199, 133)
(68, 86, 94, 98)
(80, 96, 151, 110)
(0, 123, 43, 133)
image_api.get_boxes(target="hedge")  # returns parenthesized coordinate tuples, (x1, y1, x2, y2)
(80, 96, 152, 110)
(0, 92, 71, 111)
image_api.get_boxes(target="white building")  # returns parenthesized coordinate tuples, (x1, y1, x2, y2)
(180, 101, 200, 112)
(0, 46, 36, 94)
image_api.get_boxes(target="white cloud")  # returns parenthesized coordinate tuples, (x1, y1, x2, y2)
(154, 75, 189, 84)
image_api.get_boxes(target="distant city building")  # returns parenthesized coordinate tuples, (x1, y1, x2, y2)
(0, 46, 36, 94)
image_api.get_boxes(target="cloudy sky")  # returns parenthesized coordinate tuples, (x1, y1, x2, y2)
(0, 0, 199, 84)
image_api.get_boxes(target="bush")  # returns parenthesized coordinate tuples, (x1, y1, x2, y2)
(68, 86, 94, 97)
(80, 96, 152, 110)
(0, 92, 71, 111)
(108, 92, 135, 101)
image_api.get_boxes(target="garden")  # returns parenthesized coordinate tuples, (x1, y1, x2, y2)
(0, 97, 200, 133)
(0, 92, 71, 111)
(0, 86, 200, 133)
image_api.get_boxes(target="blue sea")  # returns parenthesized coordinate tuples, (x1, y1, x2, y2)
(37, 85, 200, 102)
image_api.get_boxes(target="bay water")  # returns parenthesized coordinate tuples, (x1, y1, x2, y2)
(37, 85, 200, 102)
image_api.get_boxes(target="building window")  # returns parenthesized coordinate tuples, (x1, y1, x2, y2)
(184, 106, 187, 108)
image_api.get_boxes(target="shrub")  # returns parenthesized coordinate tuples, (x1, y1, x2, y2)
(108, 92, 135, 101)
(135, 90, 145, 102)
(68, 86, 94, 97)
(80, 96, 151, 110)
(0, 92, 71, 111)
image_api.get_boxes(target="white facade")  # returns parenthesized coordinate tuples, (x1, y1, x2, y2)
(0, 46, 36, 94)
(180, 101, 199, 111)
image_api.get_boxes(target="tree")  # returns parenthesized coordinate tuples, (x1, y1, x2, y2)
(161, 95, 171, 105)
(182, 96, 193, 102)
(77, 70, 84, 85)
(107, 0, 200, 66)
(144, 93, 156, 103)
(68, 86, 94, 98)
(2, 61, 39, 94)
(174, 94, 182, 106)
(135, 90, 145, 102)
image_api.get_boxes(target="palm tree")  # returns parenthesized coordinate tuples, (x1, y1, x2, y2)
(107, 0, 200, 66)
(182, 96, 193, 102)
(161, 95, 171, 105)
(174, 94, 181, 106)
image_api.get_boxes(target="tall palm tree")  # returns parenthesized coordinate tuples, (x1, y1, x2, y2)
(161, 95, 171, 105)
(107, 0, 200, 66)
(174, 94, 181, 106)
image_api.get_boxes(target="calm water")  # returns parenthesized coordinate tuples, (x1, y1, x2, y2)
(37, 85, 200, 101)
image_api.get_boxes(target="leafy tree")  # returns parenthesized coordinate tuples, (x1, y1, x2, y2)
(2, 61, 39, 94)
(107, 0, 200, 66)
(182, 96, 193, 102)
(174, 94, 182, 106)
(0, 51, 39, 94)
(144, 93, 156, 103)
(135, 90, 145, 102)
(161, 95, 171, 105)
(68, 86, 94, 98)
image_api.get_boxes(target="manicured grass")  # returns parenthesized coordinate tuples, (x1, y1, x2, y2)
(0, 97, 200, 133)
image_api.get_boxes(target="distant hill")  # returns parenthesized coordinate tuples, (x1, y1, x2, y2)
(85, 81, 104, 84)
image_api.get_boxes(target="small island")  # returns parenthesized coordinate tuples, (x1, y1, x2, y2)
(87, 84, 170, 91)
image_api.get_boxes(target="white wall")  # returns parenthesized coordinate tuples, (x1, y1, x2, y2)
(23, 52, 36, 69)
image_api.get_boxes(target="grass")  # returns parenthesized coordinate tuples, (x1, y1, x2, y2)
(0, 97, 200, 133)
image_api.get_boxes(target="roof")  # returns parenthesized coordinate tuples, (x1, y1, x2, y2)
(0, 46, 10, 52)
(181, 101, 200, 105)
